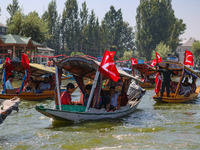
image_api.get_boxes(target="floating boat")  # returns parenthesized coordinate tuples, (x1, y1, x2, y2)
(153, 61, 200, 103)
(36, 55, 145, 121)
(132, 64, 156, 88)
(0, 59, 64, 100)
(0, 97, 20, 124)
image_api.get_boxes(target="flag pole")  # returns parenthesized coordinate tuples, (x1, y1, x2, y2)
(55, 65, 62, 110)
(85, 70, 100, 111)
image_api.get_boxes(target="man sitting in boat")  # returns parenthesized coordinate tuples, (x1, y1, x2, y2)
(181, 77, 192, 97)
(83, 84, 92, 106)
(38, 77, 51, 92)
(5, 75, 14, 89)
(127, 80, 146, 100)
(61, 83, 75, 105)
(106, 86, 121, 111)
(25, 77, 36, 93)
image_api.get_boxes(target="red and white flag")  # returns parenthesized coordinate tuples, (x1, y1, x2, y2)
(156, 52, 162, 63)
(150, 59, 157, 67)
(21, 53, 30, 69)
(155, 73, 162, 93)
(184, 50, 193, 66)
(98, 50, 120, 82)
(131, 58, 137, 65)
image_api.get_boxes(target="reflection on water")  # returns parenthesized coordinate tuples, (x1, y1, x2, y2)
(0, 80, 200, 149)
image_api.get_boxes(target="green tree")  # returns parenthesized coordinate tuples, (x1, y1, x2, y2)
(6, 0, 20, 24)
(136, 0, 186, 60)
(102, 6, 123, 58)
(151, 42, 172, 60)
(121, 51, 133, 60)
(42, 0, 61, 54)
(79, 2, 89, 54)
(7, 10, 24, 35)
(191, 40, 200, 66)
(21, 11, 49, 43)
(61, 0, 80, 55)
(7, 11, 49, 43)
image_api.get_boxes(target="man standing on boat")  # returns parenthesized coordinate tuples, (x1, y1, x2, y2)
(156, 63, 176, 97)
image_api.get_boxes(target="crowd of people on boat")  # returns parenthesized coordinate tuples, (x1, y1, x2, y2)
(5, 75, 55, 94)
(60, 79, 146, 111)
(156, 63, 197, 97)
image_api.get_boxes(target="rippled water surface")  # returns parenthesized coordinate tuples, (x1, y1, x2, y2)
(1, 80, 200, 149)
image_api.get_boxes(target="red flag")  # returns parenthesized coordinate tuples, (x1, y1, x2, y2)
(150, 59, 157, 67)
(131, 58, 137, 65)
(184, 50, 193, 66)
(155, 73, 162, 93)
(98, 50, 120, 82)
(21, 53, 30, 69)
(5, 57, 14, 81)
(156, 52, 162, 63)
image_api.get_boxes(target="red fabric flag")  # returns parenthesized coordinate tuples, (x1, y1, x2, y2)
(21, 53, 30, 69)
(98, 50, 120, 82)
(131, 58, 137, 65)
(156, 52, 162, 63)
(5, 57, 14, 81)
(150, 59, 157, 67)
(155, 73, 162, 93)
(184, 50, 193, 66)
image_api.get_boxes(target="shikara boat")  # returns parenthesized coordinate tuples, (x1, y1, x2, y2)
(36, 55, 145, 121)
(0, 59, 62, 100)
(153, 61, 200, 103)
(132, 64, 156, 88)
(0, 97, 20, 124)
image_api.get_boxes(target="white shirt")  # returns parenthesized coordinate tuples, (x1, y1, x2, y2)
(111, 93, 120, 107)
(39, 82, 50, 90)
(5, 80, 14, 89)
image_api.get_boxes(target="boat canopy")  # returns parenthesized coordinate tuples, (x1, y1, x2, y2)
(132, 64, 156, 75)
(56, 55, 141, 82)
(158, 61, 200, 78)
(10, 61, 56, 77)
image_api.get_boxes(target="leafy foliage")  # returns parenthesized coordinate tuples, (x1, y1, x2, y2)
(136, 0, 186, 60)
(151, 42, 172, 60)
(191, 40, 200, 66)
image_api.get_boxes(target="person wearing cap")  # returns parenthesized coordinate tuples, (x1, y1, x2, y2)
(5, 75, 14, 89)
(61, 83, 75, 105)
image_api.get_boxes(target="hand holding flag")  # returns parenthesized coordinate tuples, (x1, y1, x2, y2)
(98, 50, 120, 82)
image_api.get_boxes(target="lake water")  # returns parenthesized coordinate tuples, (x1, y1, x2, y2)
(1, 79, 200, 149)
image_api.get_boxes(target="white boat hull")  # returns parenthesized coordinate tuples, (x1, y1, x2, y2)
(36, 99, 141, 122)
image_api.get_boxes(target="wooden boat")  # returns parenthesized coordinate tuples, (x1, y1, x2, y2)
(36, 55, 145, 121)
(132, 64, 156, 88)
(0, 60, 64, 100)
(0, 97, 20, 124)
(153, 61, 200, 103)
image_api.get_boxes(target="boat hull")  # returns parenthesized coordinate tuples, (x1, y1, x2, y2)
(153, 86, 200, 103)
(36, 99, 141, 121)
(0, 90, 56, 100)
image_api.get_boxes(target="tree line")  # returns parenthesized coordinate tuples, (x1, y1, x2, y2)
(4, 0, 199, 61)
